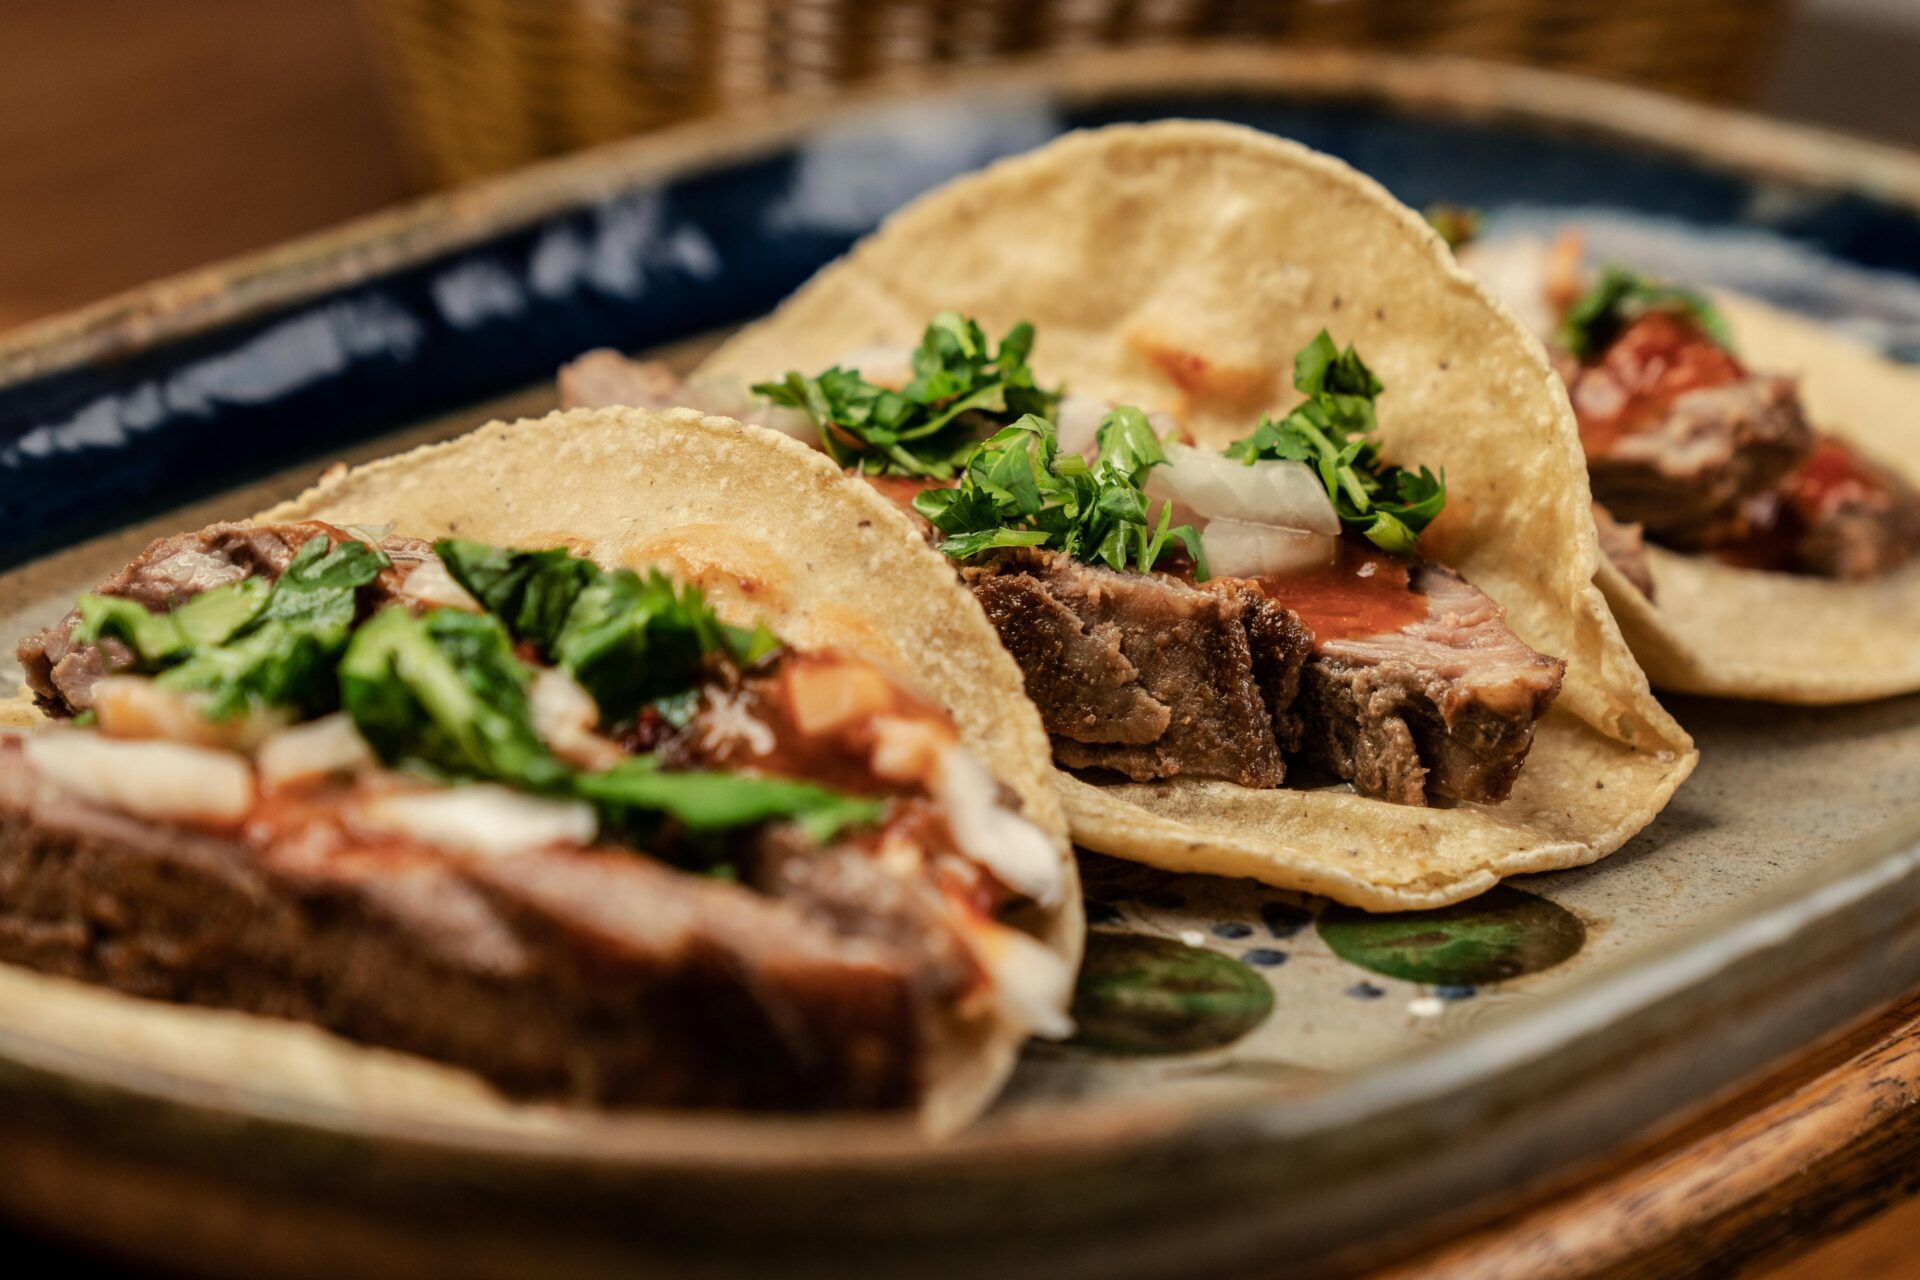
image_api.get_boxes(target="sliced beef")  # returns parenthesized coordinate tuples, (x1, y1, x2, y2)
(0, 743, 953, 1110)
(1721, 441, 1920, 580)
(1592, 501, 1656, 600)
(962, 548, 1307, 788)
(1292, 563, 1565, 806)
(1796, 479, 1920, 579)
(1582, 376, 1813, 545)
(18, 522, 432, 718)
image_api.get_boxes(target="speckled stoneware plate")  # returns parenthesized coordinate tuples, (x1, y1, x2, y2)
(3, 49, 1919, 1280)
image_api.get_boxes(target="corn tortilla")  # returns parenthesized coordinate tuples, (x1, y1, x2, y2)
(3, 409, 1079, 1134)
(700, 121, 1697, 909)
(1597, 292, 1920, 704)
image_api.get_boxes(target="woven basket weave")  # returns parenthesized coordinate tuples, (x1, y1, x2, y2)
(360, 0, 1793, 187)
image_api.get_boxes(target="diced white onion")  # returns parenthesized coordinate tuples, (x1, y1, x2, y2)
(1054, 394, 1107, 459)
(399, 558, 481, 612)
(25, 732, 254, 825)
(933, 748, 1064, 908)
(1201, 518, 1338, 580)
(353, 784, 597, 859)
(92, 675, 290, 752)
(958, 916, 1075, 1040)
(529, 669, 625, 771)
(257, 713, 375, 787)
(1147, 443, 1340, 535)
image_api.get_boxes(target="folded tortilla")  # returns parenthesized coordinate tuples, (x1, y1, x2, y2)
(1, 410, 1079, 1134)
(1595, 292, 1920, 703)
(698, 121, 1697, 910)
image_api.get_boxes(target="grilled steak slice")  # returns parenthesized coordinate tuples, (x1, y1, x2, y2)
(1796, 477, 1920, 579)
(0, 742, 957, 1110)
(1294, 564, 1565, 805)
(1592, 501, 1656, 600)
(1745, 441, 1920, 580)
(963, 548, 1306, 788)
(18, 522, 432, 718)
(1581, 376, 1813, 545)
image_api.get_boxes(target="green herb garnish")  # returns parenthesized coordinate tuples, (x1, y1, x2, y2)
(339, 606, 572, 791)
(752, 312, 1060, 479)
(67, 533, 880, 846)
(435, 540, 778, 725)
(340, 604, 880, 845)
(1558, 264, 1733, 362)
(74, 534, 389, 720)
(576, 758, 883, 845)
(912, 407, 1206, 578)
(1423, 203, 1483, 251)
(1223, 332, 1445, 555)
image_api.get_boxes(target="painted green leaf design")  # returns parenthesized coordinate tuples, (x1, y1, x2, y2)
(1316, 886, 1585, 985)
(1069, 932, 1274, 1055)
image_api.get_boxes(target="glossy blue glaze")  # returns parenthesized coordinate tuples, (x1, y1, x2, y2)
(5, 93, 1919, 569)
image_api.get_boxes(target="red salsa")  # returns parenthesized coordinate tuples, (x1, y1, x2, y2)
(1571, 311, 1745, 455)
(1253, 536, 1427, 643)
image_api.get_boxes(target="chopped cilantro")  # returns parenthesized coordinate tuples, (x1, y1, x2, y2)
(340, 606, 571, 790)
(752, 312, 1060, 479)
(913, 407, 1206, 578)
(73, 534, 388, 720)
(64, 533, 879, 847)
(575, 758, 884, 845)
(75, 577, 269, 666)
(1559, 264, 1733, 361)
(435, 539, 778, 724)
(341, 605, 879, 844)
(1224, 332, 1445, 554)
(1423, 203, 1483, 251)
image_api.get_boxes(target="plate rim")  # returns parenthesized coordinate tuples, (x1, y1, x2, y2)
(3, 43, 1920, 1261)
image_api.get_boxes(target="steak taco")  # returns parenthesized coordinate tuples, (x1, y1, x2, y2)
(559, 121, 1696, 910)
(1458, 224, 1920, 703)
(4, 417, 1079, 1132)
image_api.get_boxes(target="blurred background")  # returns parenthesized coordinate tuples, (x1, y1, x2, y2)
(2, 0, 1917, 333)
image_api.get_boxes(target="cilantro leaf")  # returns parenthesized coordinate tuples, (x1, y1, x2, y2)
(575, 758, 884, 844)
(1423, 203, 1483, 251)
(752, 312, 1061, 479)
(341, 606, 878, 844)
(74, 534, 389, 721)
(436, 540, 780, 725)
(75, 577, 269, 666)
(340, 606, 572, 790)
(1224, 331, 1446, 553)
(913, 408, 1207, 579)
(1559, 264, 1733, 361)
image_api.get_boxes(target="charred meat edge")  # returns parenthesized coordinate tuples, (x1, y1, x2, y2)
(964, 548, 1562, 807)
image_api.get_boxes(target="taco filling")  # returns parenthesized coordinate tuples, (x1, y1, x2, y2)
(564, 320, 1566, 808)
(1458, 226, 1920, 589)
(6, 521, 1070, 1112)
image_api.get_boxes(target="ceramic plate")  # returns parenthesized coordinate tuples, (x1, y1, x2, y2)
(2, 49, 1919, 1279)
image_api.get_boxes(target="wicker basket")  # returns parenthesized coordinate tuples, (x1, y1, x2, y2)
(359, 0, 1794, 187)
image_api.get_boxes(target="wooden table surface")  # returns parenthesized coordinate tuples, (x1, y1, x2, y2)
(4, 3, 1920, 1277)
